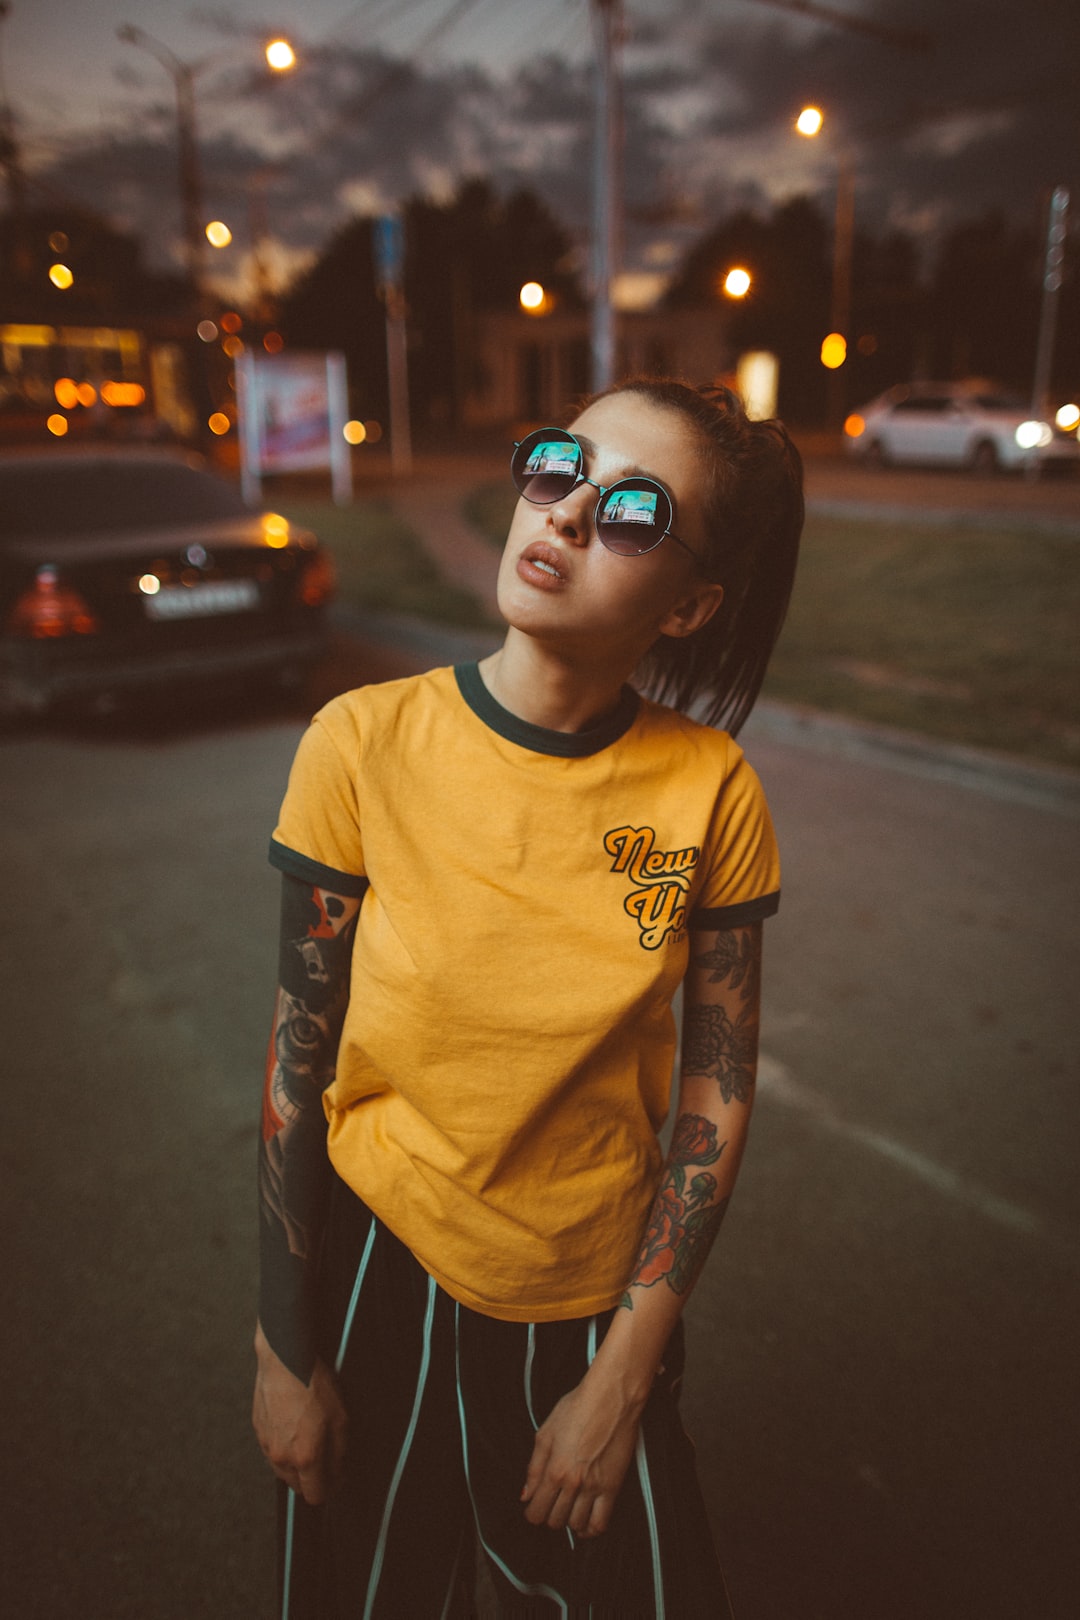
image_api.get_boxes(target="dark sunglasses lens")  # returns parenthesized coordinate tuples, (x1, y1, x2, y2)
(596, 480, 672, 554)
(512, 431, 581, 503)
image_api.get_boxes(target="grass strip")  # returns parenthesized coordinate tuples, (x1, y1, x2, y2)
(460, 483, 1080, 769)
(763, 516, 1080, 769)
(279, 498, 494, 629)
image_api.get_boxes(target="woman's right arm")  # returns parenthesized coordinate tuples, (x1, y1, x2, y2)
(252, 871, 361, 1505)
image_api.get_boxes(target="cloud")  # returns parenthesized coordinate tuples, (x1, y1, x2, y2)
(24, 1, 1076, 298)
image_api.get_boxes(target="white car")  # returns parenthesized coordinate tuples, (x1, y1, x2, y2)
(844, 384, 1080, 473)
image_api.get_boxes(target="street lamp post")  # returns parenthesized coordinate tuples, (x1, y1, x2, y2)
(117, 25, 207, 299)
(117, 25, 296, 306)
(590, 0, 621, 393)
(796, 105, 855, 430)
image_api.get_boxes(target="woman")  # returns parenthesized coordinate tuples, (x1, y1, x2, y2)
(253, 379, 803, 1617)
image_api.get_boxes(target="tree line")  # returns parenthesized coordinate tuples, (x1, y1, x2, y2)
(2, 179, 1076, 432)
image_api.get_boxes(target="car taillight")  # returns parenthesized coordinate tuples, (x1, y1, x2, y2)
(6, 565, 101, 639)
(297, 550, 336, 607)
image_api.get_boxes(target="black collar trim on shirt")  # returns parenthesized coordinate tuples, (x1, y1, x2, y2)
(454, 661, 640, 757)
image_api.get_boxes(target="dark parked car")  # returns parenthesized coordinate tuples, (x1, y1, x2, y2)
(1, 447, 335, 718)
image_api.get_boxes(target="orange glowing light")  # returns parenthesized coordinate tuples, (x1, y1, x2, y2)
(820, 332, 847, 369)
(343, 420, 367, 445)
(844, 413, 865, 439)
(76, 382, 97, 407)
(220, 311, 243, 334)
(722, 267, 751, 299)
(49, 263, 74, 290)
(222, 335, 245, 358)
(102, 382, 147, 407)
(262, 513, 290, 547)
(263, 330, 285, 354)
(206, 220, 233, 248)
(54, 377, 79, 409)
(796, 106, 823, 137)
(208, 412, 231, 436)
(46, 414, 69, 436)
(266, 38, 296, 71)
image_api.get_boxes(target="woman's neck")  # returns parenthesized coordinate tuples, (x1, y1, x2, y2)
(477, 632, 635, 735)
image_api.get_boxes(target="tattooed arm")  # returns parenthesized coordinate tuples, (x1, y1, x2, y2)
(252, 872, 361, 1505)
(522, 923, 761, 1539)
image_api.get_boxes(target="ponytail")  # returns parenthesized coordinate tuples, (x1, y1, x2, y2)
(590, 379, 804, 734)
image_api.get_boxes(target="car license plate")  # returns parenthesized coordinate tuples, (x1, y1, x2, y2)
(144, 580, 260, 620)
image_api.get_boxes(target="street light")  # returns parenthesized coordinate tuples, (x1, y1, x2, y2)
(117, 24, 297, 300)
(796, 104, 855, 429)
(265, 39, 296, 72)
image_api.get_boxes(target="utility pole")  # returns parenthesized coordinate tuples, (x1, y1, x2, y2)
(590, 0, 621, 393)
(117, 25, 206, 301)
(374, 213, 412, 475)
(0, 0, 26, 211)
(1031, 186, 1069, 419)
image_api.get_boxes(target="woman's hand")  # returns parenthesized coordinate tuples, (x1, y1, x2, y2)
(252, 1322, 348, 1506)
(521, 1364, 647, 1538)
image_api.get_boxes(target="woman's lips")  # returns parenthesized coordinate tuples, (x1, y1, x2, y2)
(517, 541, 569, 590)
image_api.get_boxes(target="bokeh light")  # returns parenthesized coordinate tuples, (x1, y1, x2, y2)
(205, 221, 233, 248)
(46, 414, 69, 436)
(1016, 420, 1052, 449)
(262, 513, 290, 547)
(222, 335, 245, 358)
(796, 106, 824, 137)
(263, 331, 285, 354)
(102, 382, 147, 407)
(722, 267, 751, 299)
(266, 38, 296, 71)
(197, 320, 219, 343)
(519, 281, 546, 312)
(208, 413, 231, 436)
(49, 263, 74, 289)
(343, 420, 367, 444)
(1055, 403, 1079, 432)
(54, 378, 79, 409)
(220, 311, 243, 334)
(820, 332, 848, 369)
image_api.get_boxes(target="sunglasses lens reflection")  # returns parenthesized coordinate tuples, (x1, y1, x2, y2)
(514, 433, 581, 503)
(597, 481, 671, 554)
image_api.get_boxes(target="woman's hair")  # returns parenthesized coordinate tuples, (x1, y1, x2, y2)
(588, 377, 804, 735)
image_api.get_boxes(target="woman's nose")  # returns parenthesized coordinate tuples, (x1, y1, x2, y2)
(548, 480, 597, 546)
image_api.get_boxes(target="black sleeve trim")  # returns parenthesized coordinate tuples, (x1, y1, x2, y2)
(689, 890, 780, 930)
(268, 837, 369, 898)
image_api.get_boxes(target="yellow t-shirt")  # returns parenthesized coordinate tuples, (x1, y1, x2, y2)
(270, 662, 780, 1322)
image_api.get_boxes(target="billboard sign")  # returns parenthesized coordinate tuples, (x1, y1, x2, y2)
(236, 350, 351, 504)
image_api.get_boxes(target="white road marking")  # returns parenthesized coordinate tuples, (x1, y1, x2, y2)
(757, 1051, 1044, 1237)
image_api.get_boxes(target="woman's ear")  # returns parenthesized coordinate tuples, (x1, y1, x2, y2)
(658, 580, 724, 640)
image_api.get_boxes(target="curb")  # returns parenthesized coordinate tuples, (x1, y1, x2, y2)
(742, 700, 1080, 819)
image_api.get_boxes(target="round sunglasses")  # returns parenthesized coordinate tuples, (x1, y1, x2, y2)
(510, 427, 696, 559)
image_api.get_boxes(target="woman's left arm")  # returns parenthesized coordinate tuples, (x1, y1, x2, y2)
(522, 923, 761, 1538)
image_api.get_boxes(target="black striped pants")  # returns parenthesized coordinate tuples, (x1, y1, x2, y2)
(278, 1175, 734, 1619)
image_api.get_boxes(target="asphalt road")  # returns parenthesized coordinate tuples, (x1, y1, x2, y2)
(1, 634, 1077, 1620)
